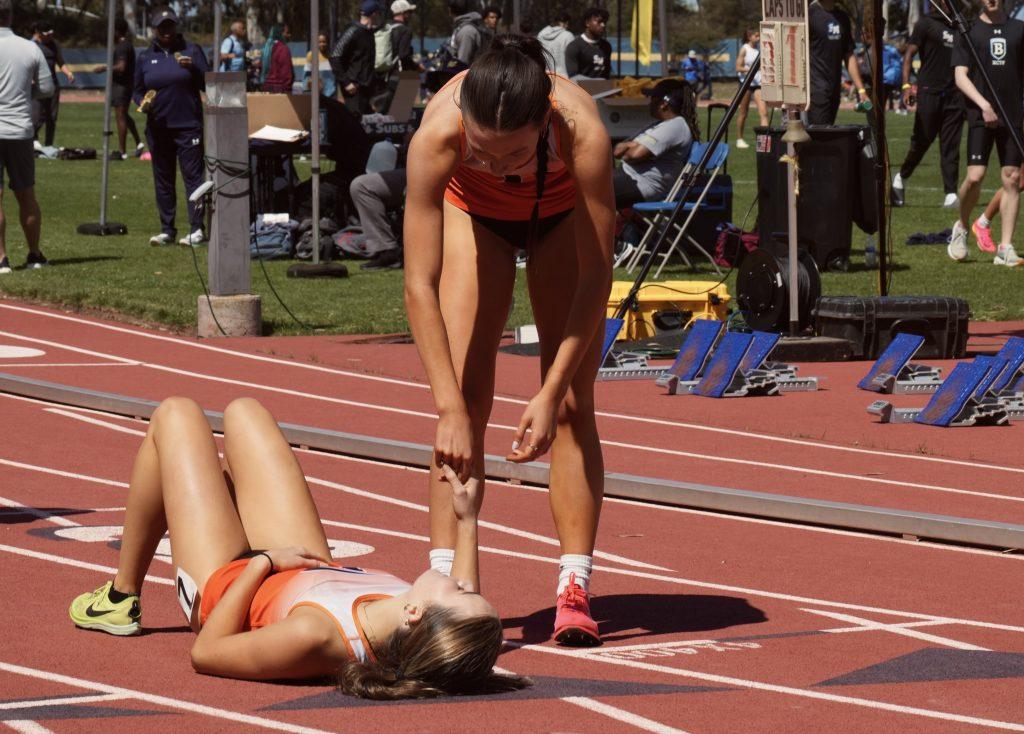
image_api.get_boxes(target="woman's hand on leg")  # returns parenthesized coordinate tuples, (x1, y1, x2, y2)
(507, 391, 560, 463)
(265, 546, 327, 571)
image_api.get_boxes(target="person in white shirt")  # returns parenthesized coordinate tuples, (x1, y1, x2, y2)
(0, 0, 54, 275)
(735, 27, 767, 149)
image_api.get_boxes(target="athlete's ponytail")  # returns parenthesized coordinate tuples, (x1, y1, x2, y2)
(459, 34, 552, 131)
(337, 607, 531, 699)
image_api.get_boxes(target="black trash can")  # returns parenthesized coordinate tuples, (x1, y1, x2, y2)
(755, 125, 878, 272)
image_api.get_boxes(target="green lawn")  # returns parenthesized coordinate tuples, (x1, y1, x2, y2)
(0, 101, 1018, 335)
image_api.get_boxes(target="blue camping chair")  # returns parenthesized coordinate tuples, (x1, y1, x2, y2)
(623, 141, 731, 277)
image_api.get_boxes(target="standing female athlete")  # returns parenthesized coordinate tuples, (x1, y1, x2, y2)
(69, 396, 528, 699)
(404, 35, 614, 646)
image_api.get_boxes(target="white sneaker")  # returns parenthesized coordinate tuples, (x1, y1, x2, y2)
(942, 193, 959, 208)
(735, 138, 750, 149)
(178, 229, 207, 247)
(947, 221, 968, 262)
(149, 233, 173, 247)
(0, 257, 11, 275)
(994, 244, 1023, 267)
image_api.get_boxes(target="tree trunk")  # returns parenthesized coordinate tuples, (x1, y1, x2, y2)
(246, 0, 263, 45)
(123, 0, 138, 38)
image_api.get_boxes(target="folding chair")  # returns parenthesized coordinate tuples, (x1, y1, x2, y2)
(625, 141, 731, 277)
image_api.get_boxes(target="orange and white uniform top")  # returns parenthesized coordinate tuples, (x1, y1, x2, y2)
(439, 71, 578, 221)
(200, 563, 410, 663)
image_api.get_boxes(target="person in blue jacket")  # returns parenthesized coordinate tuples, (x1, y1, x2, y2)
(133, 7, 209, 247)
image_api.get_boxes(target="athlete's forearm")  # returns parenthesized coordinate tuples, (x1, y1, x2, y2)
(450, 518, 480, 592)
(195, 556, 270, 644)
(954, 66, 992, 111)
(405, 283, 466, 415)
(846, 54, 866, 95)
(901, 45, 918, 87)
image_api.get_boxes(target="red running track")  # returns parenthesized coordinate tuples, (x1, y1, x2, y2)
(1, 299, 1024, 732)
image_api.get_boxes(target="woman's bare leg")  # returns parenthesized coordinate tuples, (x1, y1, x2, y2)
(754, 89, 769, 127)
(222, 397, 331, 559)
(736, 90, 751, 139)
(429, 201, 517, 551)
(112, 397, 249, 597)
(526, 213, 605, 557)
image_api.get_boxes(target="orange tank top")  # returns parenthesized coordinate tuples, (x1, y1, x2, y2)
(440, 72, 578, 221)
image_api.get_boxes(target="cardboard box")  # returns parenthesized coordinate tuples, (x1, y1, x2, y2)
(597, 97, 651, 141)
(246, 93, 311, 136)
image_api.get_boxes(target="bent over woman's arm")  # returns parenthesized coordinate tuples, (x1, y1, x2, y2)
(403, 111, 473, 481)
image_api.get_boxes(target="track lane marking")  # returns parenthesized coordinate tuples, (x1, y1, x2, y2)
(5, 456, 1024, 634)
(0, 543, 173, 586)
(802, 609, 991, 651)
(0, 694, 129, 710)
(0, 362, 136, 368)
(513, 643, 1024, 731)
(561, 697, 689, 734)
(0, 662, 334, 734)
(2, 305, 1021, 477)
(0, 330, 1015, 507)
(4, 722, 55, 734)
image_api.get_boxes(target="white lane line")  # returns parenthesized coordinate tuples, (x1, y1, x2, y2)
(0, 543, 173, 586)
(802, 609, 991, 651)
(11, 392, 1024, 562)
(561, 697, 689, 734)
(0, 362, 137, 368)
(0, 662, 334, 734)
(4, 722, 55, 734)
(7, 455, 1024, 634)
(2, 329, 1013, 506)
(0, 496, 78, 527)
(515, 643, 1024, 731)
(39, 407, 670, 573)
(0, 693, 128, 710)
(0, 458, 128, 488)
(3, 300, 1019, 477)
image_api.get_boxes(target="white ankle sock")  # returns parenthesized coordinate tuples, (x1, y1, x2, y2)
(978, 214, 992, 228)
(429, 548, 455, 576)
(557, 554, 593, 595)
(893, 173, 904, 188)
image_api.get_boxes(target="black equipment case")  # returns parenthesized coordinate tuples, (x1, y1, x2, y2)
(813, 296, 970, 360)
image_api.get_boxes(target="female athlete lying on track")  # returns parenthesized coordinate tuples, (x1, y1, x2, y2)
(404, 35, 614, 647)
(69, 396, 529, 699)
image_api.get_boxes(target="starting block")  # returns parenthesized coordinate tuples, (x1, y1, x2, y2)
(857, 333, 943, 394)
(992, 337, 1024, 395)
(739, 331, 819, 392)
(867, 361, 1009, 427)
(656, 319, 723, 390)
(597, 318, 669, 381)
(690, 332, 779, 398)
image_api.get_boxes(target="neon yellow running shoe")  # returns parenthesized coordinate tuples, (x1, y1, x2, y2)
(69, 581, 141, 636)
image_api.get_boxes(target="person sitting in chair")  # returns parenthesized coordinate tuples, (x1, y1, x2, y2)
(612, 79, 699, 210)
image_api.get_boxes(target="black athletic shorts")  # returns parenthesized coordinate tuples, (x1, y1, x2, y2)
(110, 82, 132, 108)
(470, 209, 573, 250)
(967, 124, 1024, 169)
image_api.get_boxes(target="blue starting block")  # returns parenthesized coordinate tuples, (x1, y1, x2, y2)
(685, 332, 780, 398)
(656, 319, 723, 390)
(597, 318, 671, 381)
(867, 361, 1009, 426)
(857, 333, 943, 394)
(739, 331, 819, 392)
(993, 337, 1024, 397)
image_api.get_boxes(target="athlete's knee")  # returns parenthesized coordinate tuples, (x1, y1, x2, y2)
(557, 390, 596, 428)
(152, 396, 204, 431)
(223, 396, 269, 427)
(1004, 168, 1021, 187)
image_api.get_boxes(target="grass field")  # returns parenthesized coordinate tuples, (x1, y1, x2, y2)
(0, 101, 1019, 335)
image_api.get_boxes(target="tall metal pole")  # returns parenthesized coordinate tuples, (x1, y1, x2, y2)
(785, 107, 800, 335)
(98, 0, 115, 227)
(512, 0, 521, 32)
(657, 0, 668, 75)
(213, 0, 222, 70)
(617, 0, 623, 76)
(871, 0, 889, 296)
(311, 0, 321, 266)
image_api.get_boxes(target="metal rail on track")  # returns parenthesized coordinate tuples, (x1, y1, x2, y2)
(3, 372, 1022, 551)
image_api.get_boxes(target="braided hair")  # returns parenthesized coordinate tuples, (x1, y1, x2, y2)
(675, 83, 701, 142)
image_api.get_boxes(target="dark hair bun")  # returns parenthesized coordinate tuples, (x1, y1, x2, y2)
(461, 33, 553, 131)
(489, 33, 548, 70)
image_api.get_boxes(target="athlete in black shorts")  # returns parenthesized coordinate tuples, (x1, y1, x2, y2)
(948, 0, 1024, 265)
(892, 11, 964, 208)
(807, 0, 868, 125)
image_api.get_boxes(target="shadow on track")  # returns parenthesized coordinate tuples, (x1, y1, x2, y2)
(502, 593, 768, 645)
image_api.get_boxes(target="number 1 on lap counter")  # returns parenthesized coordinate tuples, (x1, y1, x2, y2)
(761, 0, 809, 109)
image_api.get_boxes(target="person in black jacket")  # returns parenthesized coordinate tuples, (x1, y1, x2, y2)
(565, 7, 611, 79)
(132, 7, 209, 247)
(330, 0, 380, 114)
(389, 0, 418, 72)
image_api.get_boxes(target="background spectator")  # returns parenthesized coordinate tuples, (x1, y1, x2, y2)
(0, 0, 53, 275)
(448, 0, 485, 65)
(132, 7, 209, 247)
(349, 168, 406, 270)
(612, 79, 698, 209)
(565, 7, 611, 79)
(304, 32, 336, 98)
(481, 5, 502, 48)
(260, 24, 294, 93)
(331, 1, 379, 114)
(537, 12, 574, 77)
(219, 20, 247, 73)
(390, 0, 418, 72)
(31, 20, 72, 147)
(110, 18, 143, 159)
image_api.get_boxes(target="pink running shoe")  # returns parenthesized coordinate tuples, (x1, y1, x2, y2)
(553, 573, 601, 647)
(973, 219, 997, 253)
